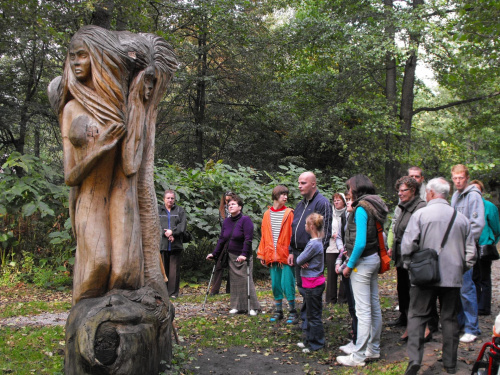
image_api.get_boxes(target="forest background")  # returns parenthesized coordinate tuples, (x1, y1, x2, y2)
(0, 0, 498, 285)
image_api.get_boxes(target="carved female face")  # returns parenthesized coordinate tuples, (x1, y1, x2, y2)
(143, 75, 155, 102)
(69, 39, 92, 87)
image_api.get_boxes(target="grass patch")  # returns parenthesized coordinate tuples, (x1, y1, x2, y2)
(0, 326, 65, 374)
(0, 274, 414, 375)
(0, 301, 71, 319)
(176, 303, 350, 351)
(333, 360, 407, 374)
(379, 296, 393, 310)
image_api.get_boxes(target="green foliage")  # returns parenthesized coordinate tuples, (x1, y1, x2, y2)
(0, 152, 73, 288)
(0, 0, 498, 285)
(156, 161, 343, 280)
(155, 160, 343, 238)
(159, 344, 196, 375)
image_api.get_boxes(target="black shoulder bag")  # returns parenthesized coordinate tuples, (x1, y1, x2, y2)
(409, 209, 457, 286)
(217, 218, 241, 268)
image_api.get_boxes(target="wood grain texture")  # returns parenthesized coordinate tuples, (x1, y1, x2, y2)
(48, 25, 178, 373)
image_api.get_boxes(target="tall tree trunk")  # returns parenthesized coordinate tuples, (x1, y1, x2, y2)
(92, 0, 114, 29)
(193, 31, 207, 165)
(384, 0, 401, 193)
(115, 3, 127, 31)
(400, 50, 417, 147)
(400, 0, 424, 157)
(34, 126, 40, 157)
(17, 107, 28, 155)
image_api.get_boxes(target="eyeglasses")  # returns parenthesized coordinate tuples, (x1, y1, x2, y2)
(398, 188, 411, 193)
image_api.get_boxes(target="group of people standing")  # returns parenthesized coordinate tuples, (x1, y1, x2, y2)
(159, 164, 499, 373)
(200, 171, 388, 363)
(389, 164, 500, 375)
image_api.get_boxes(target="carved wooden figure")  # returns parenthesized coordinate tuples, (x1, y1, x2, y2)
(48, 25, 177, 374)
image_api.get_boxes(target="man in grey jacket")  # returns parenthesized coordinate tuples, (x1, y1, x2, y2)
(451, 164, 485, 343)
(401, 177, 476, 375)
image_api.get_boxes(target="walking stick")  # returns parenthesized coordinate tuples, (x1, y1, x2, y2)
(247, 259, 251, 315)
(202, 263, 217, 312)
(159, 253, 168, 282)
(172, 321, 180, 345)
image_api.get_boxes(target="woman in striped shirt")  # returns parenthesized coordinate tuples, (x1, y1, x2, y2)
(257, 185, 296, 323)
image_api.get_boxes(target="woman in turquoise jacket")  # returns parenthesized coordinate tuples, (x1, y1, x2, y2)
(471, 180, 500, 316)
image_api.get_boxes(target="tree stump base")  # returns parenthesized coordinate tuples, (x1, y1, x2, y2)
(64, 287, 174, 374)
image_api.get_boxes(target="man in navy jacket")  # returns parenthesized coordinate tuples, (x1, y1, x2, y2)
(288, 172, 333, 326)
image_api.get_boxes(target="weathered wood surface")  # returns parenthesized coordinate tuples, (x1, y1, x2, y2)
(64, 287, 174, 374)
(48, 25, 178, 373)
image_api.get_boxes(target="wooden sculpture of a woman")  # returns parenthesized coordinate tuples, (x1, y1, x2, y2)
(49, 26, 178, 374)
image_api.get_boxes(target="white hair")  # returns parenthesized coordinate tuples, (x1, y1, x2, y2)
(426, 177, 450, 198)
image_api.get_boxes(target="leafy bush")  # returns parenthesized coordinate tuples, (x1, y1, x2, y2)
(0, 152, 73, 287)
(0, 153, 346, 285)
(155, 160, 345, 280)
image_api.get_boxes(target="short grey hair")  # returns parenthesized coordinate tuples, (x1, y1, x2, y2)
(426, 177, 450, 198)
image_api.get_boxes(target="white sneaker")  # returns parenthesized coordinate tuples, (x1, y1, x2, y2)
(229, 309, 239, 314)
(337, 354, 366, 367)
(302, 348, 311, 353)
(297, 342, 306, 349)
(249, 309, 258, 316)
(365, 348, 380, 359)
(460, 333, 477, 343)
(339, 341, 356, 354)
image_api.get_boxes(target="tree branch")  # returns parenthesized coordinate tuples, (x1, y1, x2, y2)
(412, 92, 500, 115)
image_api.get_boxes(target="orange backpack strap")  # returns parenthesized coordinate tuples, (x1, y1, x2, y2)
(376, 221, 391, 274)
(376, 221, 386, 252)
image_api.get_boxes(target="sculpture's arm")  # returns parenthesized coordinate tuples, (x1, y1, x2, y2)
(62, 106, 126, 186)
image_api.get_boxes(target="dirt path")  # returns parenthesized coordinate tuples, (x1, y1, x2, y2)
(1, 262, 498, 374)
(180, 262, 500, 374)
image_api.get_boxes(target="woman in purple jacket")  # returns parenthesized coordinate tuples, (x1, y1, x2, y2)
(207, 195, 261, 315)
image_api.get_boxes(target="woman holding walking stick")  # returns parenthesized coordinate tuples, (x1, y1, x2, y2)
(207, 195, 261, 315)
(209, 191, 234, 295)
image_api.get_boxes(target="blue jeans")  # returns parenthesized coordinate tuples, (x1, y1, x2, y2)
(304, 283, 325, 351)
(350, 253, 382, 362)
(457, 268, 481, 335)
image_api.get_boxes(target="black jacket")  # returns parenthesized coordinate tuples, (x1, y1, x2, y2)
(159, 204, 187, 252)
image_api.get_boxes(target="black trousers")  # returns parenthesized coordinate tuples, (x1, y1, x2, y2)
(473, 257, 492, 315)
(161, 251, 182, 298)
(325, 253, 338, 304)
(338, 278, 348, 304)
(396, 266, 411, 320)
(407, 286, 460, 370)
(342, 273, 358, 343)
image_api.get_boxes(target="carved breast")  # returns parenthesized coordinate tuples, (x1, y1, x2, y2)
(69, 114, 100, 148)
